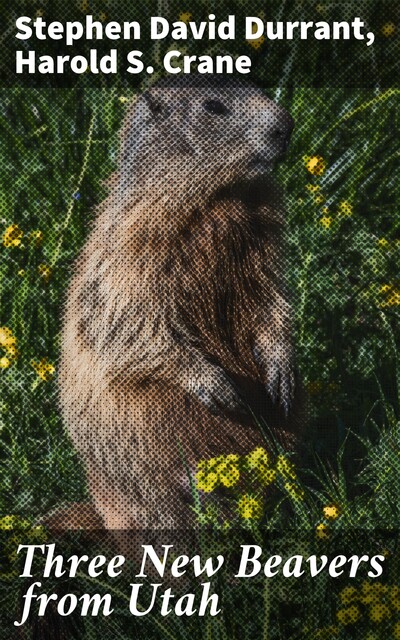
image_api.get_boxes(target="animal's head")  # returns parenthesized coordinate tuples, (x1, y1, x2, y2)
(118, 76, 294, 195)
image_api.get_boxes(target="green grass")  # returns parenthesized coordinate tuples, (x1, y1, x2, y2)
(0, 86, 399, 638)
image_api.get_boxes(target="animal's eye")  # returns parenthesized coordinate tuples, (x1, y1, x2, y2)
(202, 99, 229, 116)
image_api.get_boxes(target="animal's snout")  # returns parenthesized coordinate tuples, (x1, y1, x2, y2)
(248, 103, 294, 166)
(270, 118, 294, 150)
(267, 111, 294, 154)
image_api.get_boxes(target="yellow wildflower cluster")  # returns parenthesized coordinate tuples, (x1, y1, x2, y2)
(2, 224, 23, 248)
(306, 184, 321, 193)
(378, 237, 390, 249)
(195, 447, 303, 523)
(316, 523, 330, 540)
(318, 198, 354, 230)
(316, 503, 341, 540)
(336, 604, 362, 625)
(3, 224, 45, 249)
(38, 263, 52, 282)
(379, 284, 400, 307)
(0, 326, 19, 369)
(237, 494, 263, 520)
(381, 22, 396, 37)
(247, 35, 265, 49)
(178, 12, 193, 24)
(320, 216, 333, 230)
(247, 447, 277, 485)
(337, 582, 400, 631)
(305, 155, 326, 176)
(31, 358, 55, 382)
(338, 200, 353, 217)
(196, 454, 240, 492)
(323, 504, 341, 520)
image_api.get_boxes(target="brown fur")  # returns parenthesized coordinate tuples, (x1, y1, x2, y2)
(58, 77, 297, 531)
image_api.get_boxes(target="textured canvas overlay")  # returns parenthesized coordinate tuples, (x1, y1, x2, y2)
(0, 1, 399, 639)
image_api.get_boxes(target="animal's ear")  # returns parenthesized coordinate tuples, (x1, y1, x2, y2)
(143, 92, 165, 116)
(143, 90, 171, 118)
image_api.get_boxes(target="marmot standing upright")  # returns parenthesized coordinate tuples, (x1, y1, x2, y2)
(59, 76, 296, 530)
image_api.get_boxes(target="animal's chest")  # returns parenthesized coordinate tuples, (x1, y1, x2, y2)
(169, 204, 268, 368)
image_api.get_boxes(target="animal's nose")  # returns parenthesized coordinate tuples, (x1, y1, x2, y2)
(269, 114, 294, 151)
(248, 103, 294, 163)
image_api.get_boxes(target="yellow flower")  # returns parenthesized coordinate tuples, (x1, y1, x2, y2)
(218, 462, 240, 488)
(225, 454, 239, 464)
(381, 22, 396, 37)
(360, 581, 387, 605)
(369, 603, 391, 623)
(27, 525, 48, 543)
(338, 200, 353, 217)
(237, 494, 263, 520)
(276, 455, 297, 480)
(336, 605, 361, 625)
(0, 515, 20, 530)
(79, 0, 89, 13)
(0, 327, 16, 350)
(29, 230, 43, 247)
(247, 447, 270, 469)
(380, 284, 392, 294)
(306, 184, 320, 193)
(3, 224, 23, 248)
(305, 155, 326, 176)
(323, 504, 341, 520)
(31, 358, 55, 382)
(378, 237, 389, 248)
(6, 344, 19, 360)
(248, 36, 265, 49)
(195, 470, 218, 493)
(18, 269, 25, 277)
(119, 96, 129, 104)
(38, 263, 52, 282)
(0, 327, 18, 368)
(178, 12, 193, 24)
(196, 453, 241, 491)
(380, 288, 400, 307)
(0, 356, 11, 369)
(284, 482, 304, 501)
(316, 523, 330, 540)
(258, 467, 277, 486)
(320, 216, 333, 229)
(315, 194, 325, 204)
(340, 586, 359, 605)
(393, 621, 400, 639)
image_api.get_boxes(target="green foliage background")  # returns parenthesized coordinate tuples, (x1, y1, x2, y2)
(0, 2, 399, 638)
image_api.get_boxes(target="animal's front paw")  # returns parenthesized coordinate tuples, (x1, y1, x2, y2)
(254, 342, 295, 415)
(186, 365, 243, 415)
